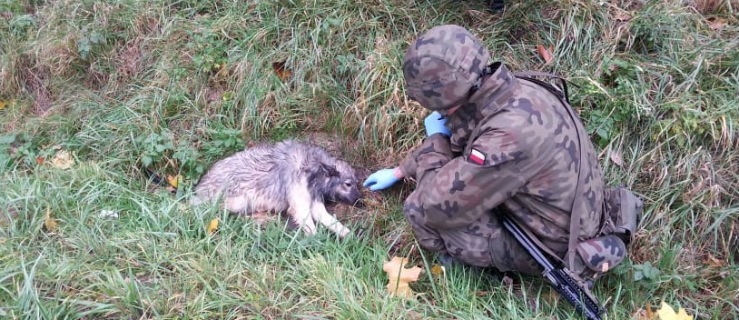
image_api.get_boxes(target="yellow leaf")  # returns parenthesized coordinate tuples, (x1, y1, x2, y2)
(383, 256, 423, 298)
(44, 208, 58, 232)
(656, 302, 693, 320)
(166, 174, 181, 189)
(207, 218, 219, 234)
(0, 100, 6, 110)
(50, 149, 74, 169)
(430, 264, 445, 277)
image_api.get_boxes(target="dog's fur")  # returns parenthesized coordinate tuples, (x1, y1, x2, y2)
(191, 140, 360, 237)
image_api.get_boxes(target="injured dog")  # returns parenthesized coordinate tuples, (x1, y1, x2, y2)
(191, 139, 360, 238)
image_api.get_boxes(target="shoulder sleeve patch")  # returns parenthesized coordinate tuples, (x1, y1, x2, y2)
(468, 148, 486, 165)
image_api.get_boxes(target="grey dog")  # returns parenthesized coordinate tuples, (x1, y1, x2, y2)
(191, 139, 361, 238)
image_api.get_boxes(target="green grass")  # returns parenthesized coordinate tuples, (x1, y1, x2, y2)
(1, 0, 738, 319)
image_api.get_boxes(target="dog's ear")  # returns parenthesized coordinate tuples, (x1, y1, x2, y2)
(319, 163, 340, 177)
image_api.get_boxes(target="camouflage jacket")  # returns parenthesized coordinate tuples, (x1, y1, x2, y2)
(400, 63, 605, 257)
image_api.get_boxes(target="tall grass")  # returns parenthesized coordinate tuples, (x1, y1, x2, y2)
(1, 0, 737, 319)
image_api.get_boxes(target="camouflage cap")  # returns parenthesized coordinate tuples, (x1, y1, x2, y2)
(403, 24, 491, 111)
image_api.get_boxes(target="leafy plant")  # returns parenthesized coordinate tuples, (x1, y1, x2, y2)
(0, 133, 16, 170)
(633, 262, 661, 282)
(201, 127, 243, 158)
(172, 139, 203, 178)
(76, 28, 107, 60)
(8, 14, 36, 38)
(189, 28, 228, 73)
(0, 133, 47, 170)
(577, 57, 644, 148)
(137, 130, 175, 168)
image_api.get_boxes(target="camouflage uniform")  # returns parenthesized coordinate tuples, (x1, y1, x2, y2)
(399, 25, 627, 278)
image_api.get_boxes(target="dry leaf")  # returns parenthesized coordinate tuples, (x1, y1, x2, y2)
(704, 253, 725, 268)
(647, 303, 656, 319)
(613, 10, 632, 22)
(536, 45, 554, 64)
(207, 218, 219, 234)
(383, 256, 423, 298)
(707, 17, 727, 31)
(272, 61, 292, 81)
(35, 156, 45, 165)
(0, 100, 7, 110)
(51, 149, 74, 169)
(656, 302, 693, 320)
(44, 208, 58, 232)
(166, 174, 181, 189)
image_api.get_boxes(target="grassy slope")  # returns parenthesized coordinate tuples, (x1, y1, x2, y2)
(1, 0, 738, 319)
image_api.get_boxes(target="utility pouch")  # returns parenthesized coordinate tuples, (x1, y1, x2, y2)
(602, 186, 643, 244)
(575, 235, 626, 274)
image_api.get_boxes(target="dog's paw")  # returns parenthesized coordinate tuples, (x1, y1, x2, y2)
(338, 227, 351, 239)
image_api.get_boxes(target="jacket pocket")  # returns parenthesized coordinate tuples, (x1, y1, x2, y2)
(603, 186, 643, 244)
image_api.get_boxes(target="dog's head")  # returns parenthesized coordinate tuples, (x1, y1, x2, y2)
(312, 160, 361, 206)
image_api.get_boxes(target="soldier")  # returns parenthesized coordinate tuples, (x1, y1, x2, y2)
(364, 24, 633, 281)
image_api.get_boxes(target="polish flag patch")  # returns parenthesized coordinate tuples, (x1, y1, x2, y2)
(469, 148, 486, 165)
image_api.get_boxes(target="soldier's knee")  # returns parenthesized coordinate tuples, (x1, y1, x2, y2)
(402, 192, 425, 221)
(488, 235, 540, 274)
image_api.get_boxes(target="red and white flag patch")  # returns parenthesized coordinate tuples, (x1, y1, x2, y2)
(469, 148, 486, 165)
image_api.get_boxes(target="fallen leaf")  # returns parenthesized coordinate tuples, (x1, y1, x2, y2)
(44, 208, 58, 232)
(0, 100, 7, 110)
(613, 10, 632, 22)
(272, 61, 292, 81)
(609, 149, 624, 167)
(207, 218, 219, 234)
(647, 303, 656, 319)
(536, 44, 554, 64)
(166, 174, 181, 189)
(50, 149, 74, 169)
(656, 302, 693, 320)
(383, 256, 423, 298)
(704, 253, 725, 268)
(35, 156, 45, 165)
(430, 264, 445, 277)
(707, 17, 727, 31)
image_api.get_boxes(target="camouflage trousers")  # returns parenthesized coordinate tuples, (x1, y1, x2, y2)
(403, 190, 541, 274)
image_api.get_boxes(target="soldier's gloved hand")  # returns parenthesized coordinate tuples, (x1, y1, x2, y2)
(362, 168, 402, 191)
(424, 111, 451, 137)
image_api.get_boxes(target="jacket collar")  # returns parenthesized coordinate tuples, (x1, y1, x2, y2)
(447, 63, 521, 152)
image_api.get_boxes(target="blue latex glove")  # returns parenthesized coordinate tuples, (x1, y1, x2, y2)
(362, 168, 400, 191)
(424, 111, 451, 137)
